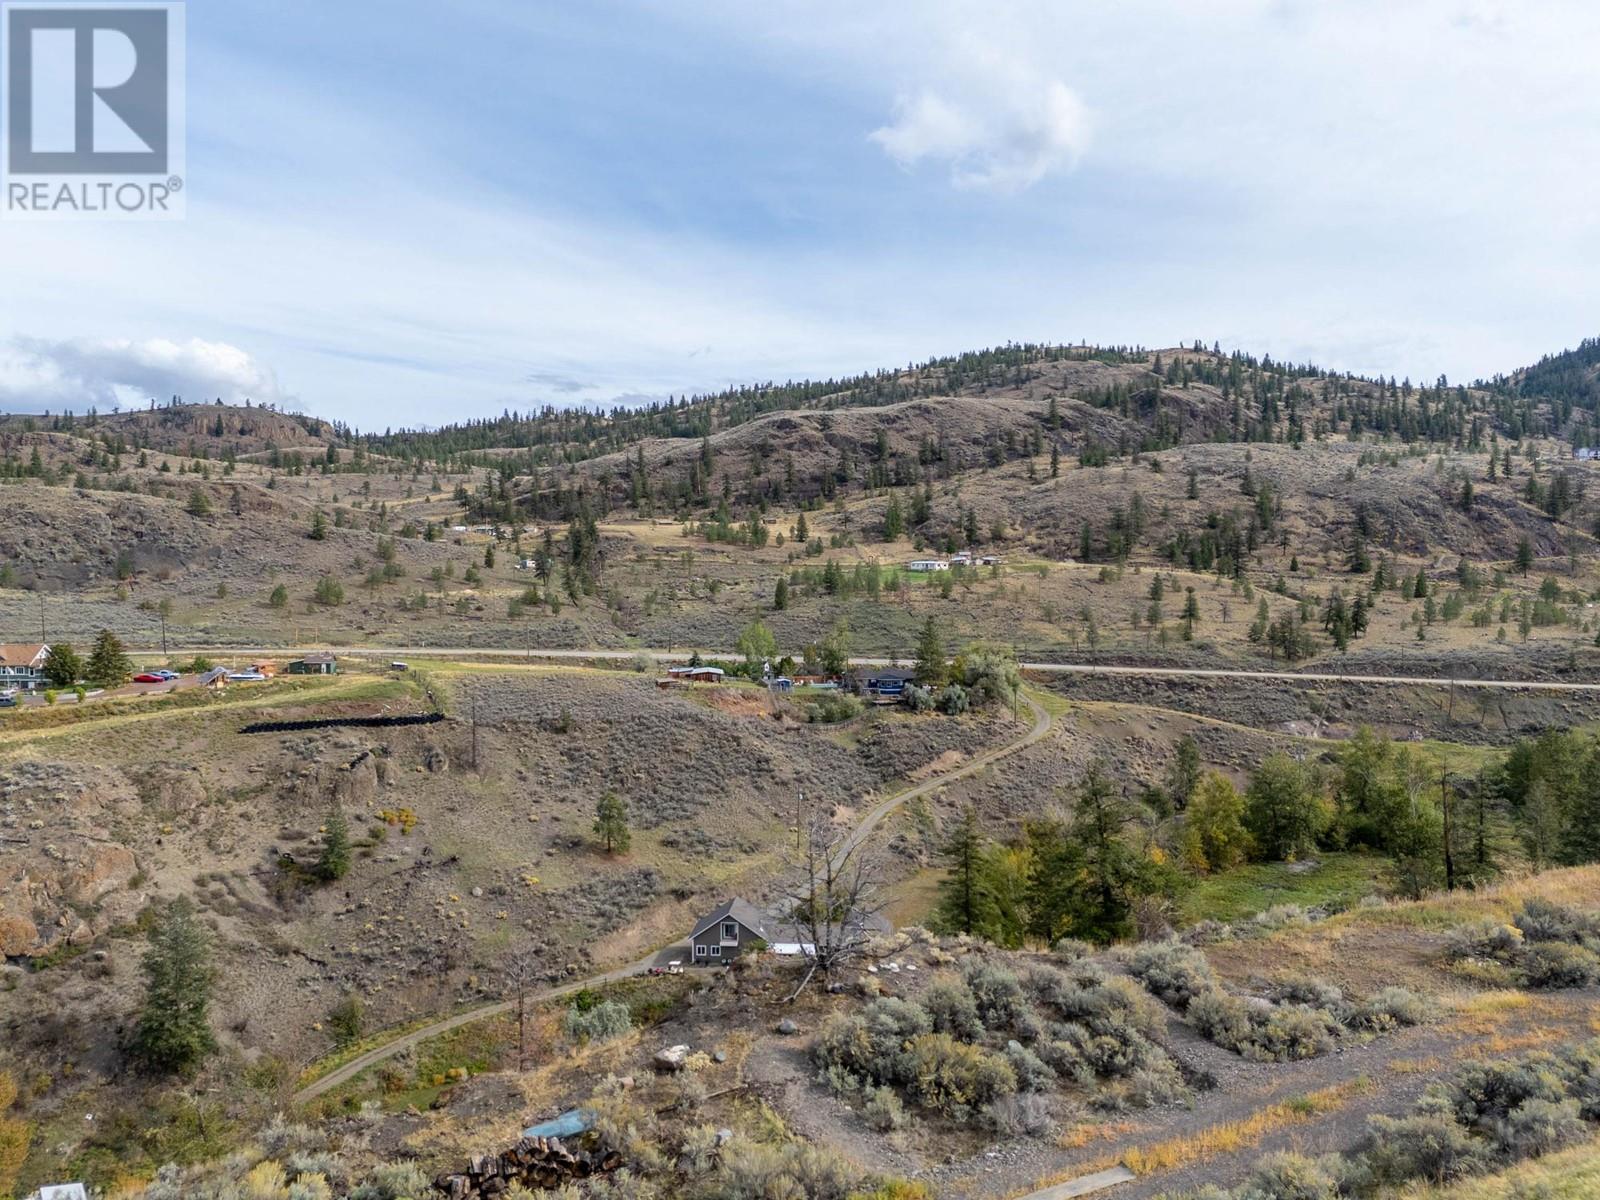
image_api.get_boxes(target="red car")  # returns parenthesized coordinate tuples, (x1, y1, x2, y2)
(133, 673, 165, 683)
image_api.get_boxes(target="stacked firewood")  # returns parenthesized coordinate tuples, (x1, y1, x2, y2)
(432, 1136, 623, 1197)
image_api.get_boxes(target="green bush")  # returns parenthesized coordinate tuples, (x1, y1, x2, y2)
(1519, 941, 1600, 989)
(562, 998, 632, 1044)
(960, 960, 1028, 1032)
(1361, 1112, 1486, 1187)
(922, 977, 984, 1041)
(805, 692, 862, 724)
(901, 1032, 1016, 1117)
(1231, 1152, 1342, 1200)
(1348, 986, 1432, 1032)
(1493, 1097, 1588, 1159)
(862, 1085, 909, 1132)
(1124, 939, 1218, 1007)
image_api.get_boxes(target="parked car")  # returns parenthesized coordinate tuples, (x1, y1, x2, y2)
(0, 691, 16, 708)
(227, 671, 268, 682)
(154, 669, 180, 680)
(133, 673, 166, 683)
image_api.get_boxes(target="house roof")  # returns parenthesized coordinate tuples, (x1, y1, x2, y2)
(0, 644, 47, 668)
(667, 665, 724, 676)
(198, 667, 229, 684)
(690, 898, 767, 941)
(298, 652, 336, 664)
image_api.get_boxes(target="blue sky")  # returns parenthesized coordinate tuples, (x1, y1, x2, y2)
(3, 0, 1600, 426)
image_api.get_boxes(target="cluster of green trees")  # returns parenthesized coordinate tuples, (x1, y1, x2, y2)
(39, 629, 131, 689)
(931, 725, 1548, 950)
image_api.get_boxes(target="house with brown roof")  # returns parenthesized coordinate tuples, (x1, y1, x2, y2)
(0, 643, 49, 692)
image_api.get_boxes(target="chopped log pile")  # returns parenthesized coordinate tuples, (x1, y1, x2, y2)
(432, 1135, 622, 1197)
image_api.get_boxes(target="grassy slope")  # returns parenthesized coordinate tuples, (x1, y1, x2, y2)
(1395, 1134, 1600, 1198)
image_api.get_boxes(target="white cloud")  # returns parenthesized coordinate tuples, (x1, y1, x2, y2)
(870, 75, 1091, 191)
(0, 336, 291, 411)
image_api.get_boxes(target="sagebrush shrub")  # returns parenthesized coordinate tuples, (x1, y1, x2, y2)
(1232, 1151, 1342, 1200)
(563, 999, 632, 1044)
(960, 960, 1029, 1032)
(1519, 941, 1600, 989)
(922, 977, 985, 1041)
(1123, 939, 1217, 1008)
(901, 1032, 1016, 1117)
(862, 1085, 910, 1132)
(1493, 1097, 1588, 1159)
(1348, 986, 1432, 1032)
(1361, 1113, 1485, 1186)
(984, 1092, 1053, 1138)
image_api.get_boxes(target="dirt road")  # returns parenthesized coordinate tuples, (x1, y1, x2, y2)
(131, 644, 1600, 694)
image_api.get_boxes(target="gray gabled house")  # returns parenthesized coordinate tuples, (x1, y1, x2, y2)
(689, 898, 767, 964)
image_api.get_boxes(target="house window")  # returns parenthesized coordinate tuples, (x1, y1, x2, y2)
(694, 944, 706, 957)
(710, 946, 721, 957)
(722, 921, 738, 942)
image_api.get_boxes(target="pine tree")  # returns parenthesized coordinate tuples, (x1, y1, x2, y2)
(1067, 764, 1147, 943)
(594, 790, 630, 854)
(1515, 536, 1534, 575)
(882, 495, 904, 541)
(932, 806, 997, 937)
(131, 898, 217, 1074)
(794, 510, 809, 543)
(317, 807, 351, 881)
(86, 629, 131, 687)
(1166, 735, 1202, 811)
(913, 616, 946, 686)
(185, 487, 212, 517)
(773, 575, 788, 611)
(268, 583, 289, 609)
(309, 509, 329, 540)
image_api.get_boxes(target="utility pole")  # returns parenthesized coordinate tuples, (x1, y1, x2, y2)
(1441, 769, 1456, 892)
(160, 608, 168, 657)
(471, 695, 480, 773)
(39, 593, 46, 644)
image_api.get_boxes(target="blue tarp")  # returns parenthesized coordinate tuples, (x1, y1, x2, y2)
(523, 1108, 596, 1140)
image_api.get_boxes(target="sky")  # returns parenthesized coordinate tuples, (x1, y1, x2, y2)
(2, 0, 1599, 427)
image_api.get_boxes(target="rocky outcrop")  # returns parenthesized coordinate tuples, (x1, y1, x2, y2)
(0, 762, 147, 957)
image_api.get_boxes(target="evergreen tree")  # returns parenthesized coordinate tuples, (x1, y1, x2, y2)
(1067, 763, 1148, 943)
(932, 806, 998, 937)
(42, 643, 82, 687)
(309, 509, 329, 540)
(594, 790, 631, 854)
(794, 510, 809, 543)
(317, 806, 351, 881)
(1166, 735, 1202, 811)
(882, 495, 904, 541)
(913, 616, 946, 686)
(86, 629, 131, 687)
(185, 487, 212, 517)
(268, 583, 289, 609)
(773, 575, 789, 611)
(1515, 536, 1534, 575)
(131, 898, 217, 1074)
(1022, 817, 1087, 944)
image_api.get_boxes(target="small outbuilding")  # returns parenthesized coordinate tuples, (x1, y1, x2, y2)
(286, 652, 338, 676)
(689, 898, 767, 964)
(666, 665, 724, 684)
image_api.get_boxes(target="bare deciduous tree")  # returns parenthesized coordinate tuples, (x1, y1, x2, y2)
(781, 810, 885, 1000)
(503, 949, 543, 1071)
